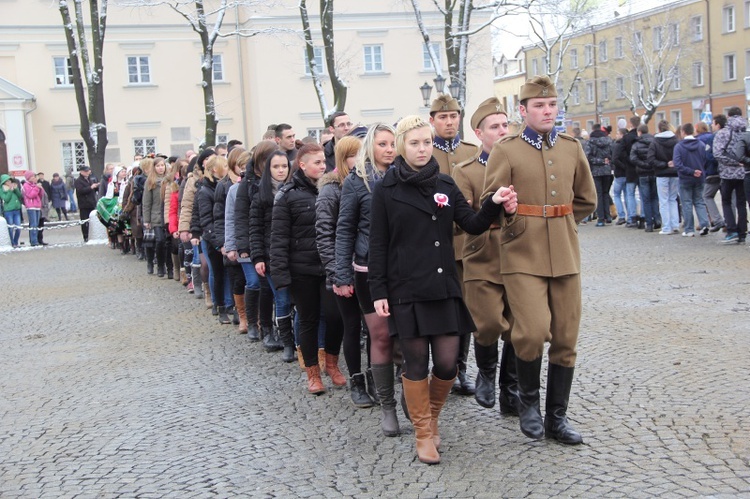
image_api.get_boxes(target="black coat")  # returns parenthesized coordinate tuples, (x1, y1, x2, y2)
(630, 134, 655, 177)
(324, 138, 336, 173)
(368, 160, 503, 305)
(213, 175, 234, 247)
(315, 172, 342, 286)
(647, 133, 679, 177)
(270, 169, 323, 289)
(619, 128, 639, 182)
(234, 172, 261, 256)
(198, 177, 220, 249)
(249, 184, 273, 265)
(74, 175, 97, 210)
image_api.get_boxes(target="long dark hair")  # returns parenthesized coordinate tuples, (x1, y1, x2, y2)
(257, 150, 291, 206)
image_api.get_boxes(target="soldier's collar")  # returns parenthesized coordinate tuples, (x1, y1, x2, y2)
(433, 135, 461, 153)
(478, 150, 490, 166)
(520, 126, 558, 150)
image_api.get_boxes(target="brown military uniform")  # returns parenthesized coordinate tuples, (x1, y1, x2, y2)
(482, 128, 596, 367)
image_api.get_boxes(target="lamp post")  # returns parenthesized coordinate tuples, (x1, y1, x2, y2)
(420, 82, 433, 107)
(596, 103, 603, 123)
(433, 74, 446, 95)
(448, 79, 460, 99)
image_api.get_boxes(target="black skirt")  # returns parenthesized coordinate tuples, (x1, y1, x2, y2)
(388, 297, 475, 339)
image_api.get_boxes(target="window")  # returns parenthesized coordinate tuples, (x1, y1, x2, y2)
(127, 56, 151, 84)
(532, 58, 539, 75)
(599, 41, 608, 62)
(585, 120, 594, 131)
(53, 57, 73, 86)
(691, 16, 703, 41)
(304, 47, 325, 76)
(217, 134, 228, 145)
(724, 5, 736, 33)
(569, 49, 578, 69)
(670, 110, 682, 127)
(670, 66, 681, 90)
(614, 37, 623, 59)
(133, 138, 156, 157)
(692, 62, 704, 86)
(601, 117, 611, 128)
(542, 56, 549, 74)
(363, 45, 383, 73)
(616, 77, 625, 99)
(307, 128, 325, 142)
(584, 45, 594, 66)
(634, 32, 643, 53)
(422, 42, 441, 71)
(61, 141, 86, 174)
(655, 111, 666, 123)
(212, 54, 224, 82)
(724, 53, 737, 81)
(601, 79, 609, 101)
(669, 23, 680, 46)
(653, 26, 663, 51)
(572, 84, 580, 105)
(585, 82, 594, 103)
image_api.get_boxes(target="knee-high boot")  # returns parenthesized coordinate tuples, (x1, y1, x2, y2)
(498, 341, 520, 416)
(145, 246, 155, 274)
(544, 363, 583, 445)
(234, 294, 248, 333)
(191, 264, 204, 299)
(429, 370, 456, 450)
(370, 363, 400, 437)
(474, 341, 498, 408)
(244, 288, 260, 341)
(402, 375, 439, 464)
(452, 333, 475, 395)
(171, 253, 181, 281)
(277, 315, 295, 362)
(516, 356, 544, 440)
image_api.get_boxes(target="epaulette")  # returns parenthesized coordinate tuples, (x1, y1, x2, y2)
(497, 133, 519, 145)
(557, 132, 577, 142)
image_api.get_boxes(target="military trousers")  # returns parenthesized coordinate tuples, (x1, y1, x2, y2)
(464, 279, 513, 347)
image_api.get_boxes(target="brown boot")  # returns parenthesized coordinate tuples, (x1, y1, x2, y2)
(179, 268, 188, 285)
(297, 346, 306, 370)
(402, 375, 439, 464)
(204, 283, 212, 309)
(306, 365, 326, 395)
(429, 370, 457, 450)
(325, 353, 347, 387)
(234, 294, 248, 334)
(318, 348, 326, 374)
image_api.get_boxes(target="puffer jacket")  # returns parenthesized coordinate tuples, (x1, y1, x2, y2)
(630, 134, 655, 176)
(647, 131, 678, 177)
(249, 183, 272, 265)
(315, 171, 342, 287)
(234, 171, 261, 257)
(178, 173, 198, 233)
(733, 130, 750, 173)
(198, 176, 220, 249)
(213, 173, 238, 247)
(714, 115, 747, 180)
(334, 164, 383, 287)
(22, 181, 43, 209)
(270, 169, 323, 289)
(141, 176, 165, 225)
(584, 130, 613, 177)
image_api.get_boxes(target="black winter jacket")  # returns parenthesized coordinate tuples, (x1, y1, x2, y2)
(630, 134, 655, 176)
(189, 178, 203, 237)
(270, 169, 323, 289)
(618, 129, 639, 182)
(315, 172, 342, 286)
(213, 174, 235, 247)
(585, 130, 613, 177)
(234, 171, 261, 256)
(334, 164, 383, 287)
(249, 183, 272, 265)
(198, 177, 220, 249)
(368, 158, 503, 305)
(612, 140, 626, 178)
(647, 132, 679, 177)
(323, 138, 336, 173)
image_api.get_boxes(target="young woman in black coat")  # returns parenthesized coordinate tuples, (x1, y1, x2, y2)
(270, 143, 344, 395)
(368, 116, 516, 464)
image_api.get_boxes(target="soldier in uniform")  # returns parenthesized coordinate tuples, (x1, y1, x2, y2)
(428, 94, 480, 395)
(481, 76, 596, 445)
(453, 97, 519, 414)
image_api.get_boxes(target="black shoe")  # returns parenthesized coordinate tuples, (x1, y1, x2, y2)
(474, 341, 498, 408)
(637, 217, 645, 229)
(231, 306, 240, 325)
(654, 222, 662, 230)
(350, 373, 375, 408)
(167, 270, 174, 280)
(262, 325, 283, 352)
(625, 222, 638, 228)
(218, 306, 231, 325)
(710, 222, 726, 233)
(212, 304, 219, 316)
(645, 225, 654, 233)
(452, 368, 476, 396)
(516, 357, 544, 440)
(498, 342, 520, 416)
(245, 289, 260, 341)
(615, 219, 627, 226)
(544, 363, 583, 445)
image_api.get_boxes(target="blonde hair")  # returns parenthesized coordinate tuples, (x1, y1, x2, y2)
(204, 155, 228, 182)
(395, 115, 433, 157)
(139, 157, 154, 176)
(355, 123, 395, 191)
(334, 136, 362, 184)
(227, 147, 247, 175)
(145, 157, 166, 190)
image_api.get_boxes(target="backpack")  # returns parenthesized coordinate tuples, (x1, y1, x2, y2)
(131, 174, 146, 205)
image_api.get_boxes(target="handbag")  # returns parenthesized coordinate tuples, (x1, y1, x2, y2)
(143, 227, 155, 242)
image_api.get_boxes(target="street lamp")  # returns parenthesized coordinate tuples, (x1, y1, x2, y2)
(448, 80, 460, 99)
(433, 74, 446, 94)
(420, 81, 433, 107)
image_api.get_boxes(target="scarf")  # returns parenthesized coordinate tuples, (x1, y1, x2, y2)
(270, 178, 283, 197)
(393, 155, 439, 197)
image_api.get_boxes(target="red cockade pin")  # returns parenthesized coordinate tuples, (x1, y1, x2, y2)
(434, 192, 450, 208)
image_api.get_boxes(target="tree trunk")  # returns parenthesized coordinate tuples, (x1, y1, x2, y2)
(320, 0, 346, 116)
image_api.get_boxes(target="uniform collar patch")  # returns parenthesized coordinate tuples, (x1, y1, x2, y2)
(521, 126, 558, 150)
(433, 135, 461, 153)
(478, 150, 489, 166)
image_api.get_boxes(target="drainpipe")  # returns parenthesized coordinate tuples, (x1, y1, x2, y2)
(24, 97, 37, 172)
(705, 0, 713, 112)
(236, 5, 249, 144)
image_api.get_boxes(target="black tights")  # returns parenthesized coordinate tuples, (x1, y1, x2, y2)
(336, 294, 363, 376)
(401, 334, 459, 381)
(290, 275, 343, 367)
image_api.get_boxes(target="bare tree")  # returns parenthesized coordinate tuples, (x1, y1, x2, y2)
(58, 0, 108, 178)
(300, 0, 347, 125)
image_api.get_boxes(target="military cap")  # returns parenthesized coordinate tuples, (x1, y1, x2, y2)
(519, 75, 557, 101)
(430, 94, 461, 114)
(470, 97, 506, 130)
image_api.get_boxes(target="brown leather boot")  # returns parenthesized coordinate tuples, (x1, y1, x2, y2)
(306, 365, 326, 395)
(204, 283, 213, 309)
(429, 370, 457, 450)
(402, 375, 439, 464)
(297, 346, 306, 370)
(325, 353, 347, 387)
(233, 294, 248, 334)
(318, 348, 326, 374)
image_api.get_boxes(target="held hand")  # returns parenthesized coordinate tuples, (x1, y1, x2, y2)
(255, 262, 266, 276)
(668, 160, 674, 168)
(226, 250, 237, 262)
(143, 223, 151, 230)
(694, 170, 702, 178)
(333, 284, 354, 298)
(180, 231, 191, 243)
(492, 185, 517, 214)
(190, 238, 200, 246)
(172, 231, 179, 239)
(374, 299, 390, 317)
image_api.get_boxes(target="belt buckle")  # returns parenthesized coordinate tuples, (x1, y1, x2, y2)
(543, 205, 553, 218)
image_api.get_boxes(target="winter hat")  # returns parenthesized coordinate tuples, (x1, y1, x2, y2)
(1, 173, 12, 185)
(617, 118, 627, 129)
(24, 170, 36, 181)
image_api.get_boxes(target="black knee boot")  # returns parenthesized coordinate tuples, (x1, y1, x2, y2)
(452, 332, 475, 395)
(544, 363, 583, 445)
(244, 289, 260, 341)
(516, 357, 544, 440)
(498, 341, 520, 416)
(277, 315, 295, 362)
(145, 246, 155, 274)
(474, 341, 498, 408)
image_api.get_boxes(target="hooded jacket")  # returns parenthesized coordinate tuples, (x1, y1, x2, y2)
(647, 131, 678, 177)
(696, 132, 719, 177)
(713, 115, 747, 180)
(630, 133, 655, 176)
(0, 175, 23, 212)
(584, 130, 613, 177)
(673, 137, 707, 180)
(315, 171, 343, 286)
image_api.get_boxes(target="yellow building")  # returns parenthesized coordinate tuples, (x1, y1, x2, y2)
(0, 1, 493, 177)
(492, 52, 526, 131)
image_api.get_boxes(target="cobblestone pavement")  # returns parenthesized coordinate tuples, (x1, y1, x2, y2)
(1, 223, 749, 498)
